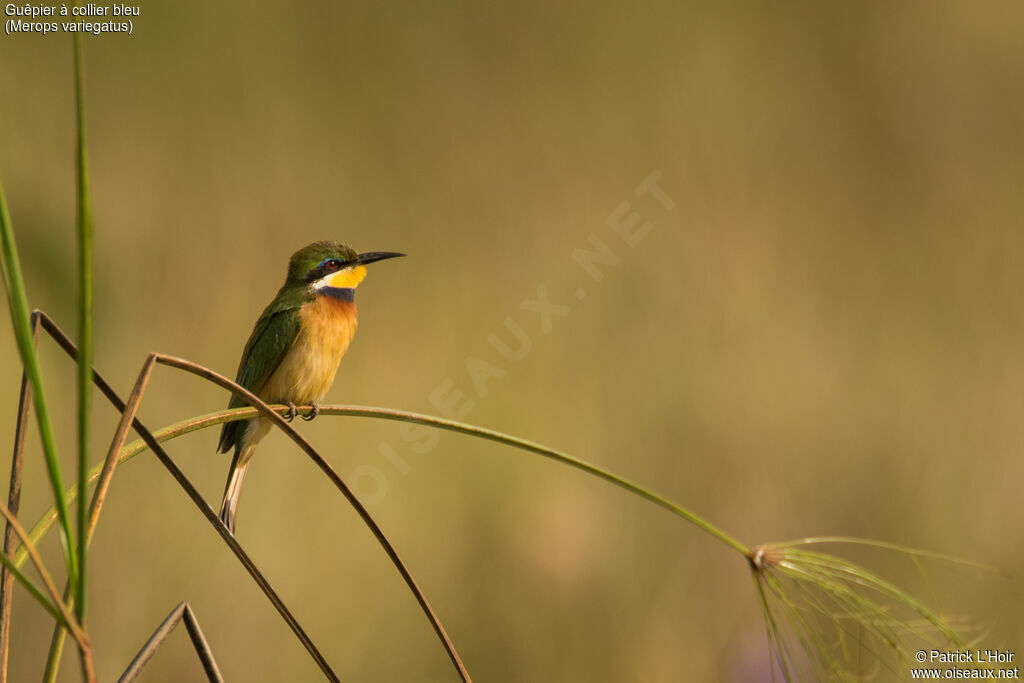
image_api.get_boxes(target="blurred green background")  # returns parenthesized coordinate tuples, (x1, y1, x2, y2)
(2, 1, 1023, 680)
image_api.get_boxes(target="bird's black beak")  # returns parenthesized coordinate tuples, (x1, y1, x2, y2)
(354, 251, 405, 266)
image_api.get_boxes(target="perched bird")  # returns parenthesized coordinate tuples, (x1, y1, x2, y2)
(216, 241, 404, 533)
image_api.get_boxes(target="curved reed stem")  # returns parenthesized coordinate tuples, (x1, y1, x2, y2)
(33, 313, 340, 681)
(20, 404, 750, 562)
(18, 315, 469, 681)
(151, 355, 471, 681)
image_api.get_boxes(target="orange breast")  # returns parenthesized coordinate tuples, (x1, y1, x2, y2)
(260, 297, 358, 404)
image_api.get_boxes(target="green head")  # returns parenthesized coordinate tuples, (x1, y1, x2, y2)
(285, 241, 404, 293)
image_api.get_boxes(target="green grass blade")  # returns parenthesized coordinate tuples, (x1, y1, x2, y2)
(41, 628, 65, 683)
(0, 552, 63, 624)
(0, 185, 79, 592)
(72, 30, 94, 625)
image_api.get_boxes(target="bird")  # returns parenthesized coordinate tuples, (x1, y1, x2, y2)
(216, 241, 404, 533)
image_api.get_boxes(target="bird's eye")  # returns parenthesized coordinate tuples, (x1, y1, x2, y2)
(328, 259, 341, 270)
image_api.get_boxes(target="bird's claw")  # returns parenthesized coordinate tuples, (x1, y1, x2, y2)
(301, 401, 320, 422)
(284, 402, 299, 422)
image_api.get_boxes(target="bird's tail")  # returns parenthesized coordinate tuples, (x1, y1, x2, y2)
(219, 442, 257, 534)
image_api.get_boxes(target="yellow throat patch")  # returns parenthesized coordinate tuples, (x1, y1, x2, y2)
(328, 265, 367, 289)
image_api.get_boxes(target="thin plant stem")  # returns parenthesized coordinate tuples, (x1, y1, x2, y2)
(0, 499, 90, 668)
(40, 585, 71, 683)
(152, 354, 472, 682)
(44, 357, 155, 683)
(73, 29, 95, 626)
(180, 603, 222, 683)
(33, 403, 752, 557)
(0, 186, 78, 599)
(20, 402, 753, 566)
(0, 551, 59, 623)
(18, 403, 753, 569)
(24, 314, 470, 681)
(0, 310, 39, 683)
(30, 314, 341, 681)
(309, 406, 751, 555)
(117, 602, 223, 683)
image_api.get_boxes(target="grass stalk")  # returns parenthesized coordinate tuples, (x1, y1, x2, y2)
(44, 358, 154, 683)
(10, 312, 976, 682)
(0, 311, 39, 683)
(41, 33, 97, 683)
(73, 30, 95, 625)
(24, 318, 341, 679)
(0, 187, 79, 596)
(117, 601, 223, 683)
(151, 353, 471, 680)
(0, 499, 89, 659)
(18, 403, 752, 566)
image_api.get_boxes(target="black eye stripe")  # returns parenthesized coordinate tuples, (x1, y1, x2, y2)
(305, 259, 351, 282)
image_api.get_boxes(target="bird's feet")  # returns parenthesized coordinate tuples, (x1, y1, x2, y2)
(284, 401, 299, 422)
(301, 401, 320, 422)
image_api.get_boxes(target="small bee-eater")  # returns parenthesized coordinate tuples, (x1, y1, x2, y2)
(216, 241, 404, 533)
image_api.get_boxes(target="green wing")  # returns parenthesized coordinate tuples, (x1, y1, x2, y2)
(216, 296, 303, 454)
